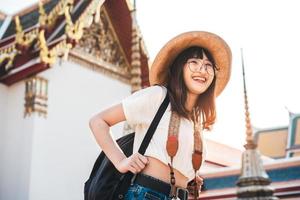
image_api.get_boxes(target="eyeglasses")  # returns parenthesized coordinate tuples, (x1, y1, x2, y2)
(187, 59, 214, 75)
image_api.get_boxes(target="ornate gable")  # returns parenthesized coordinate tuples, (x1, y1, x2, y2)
(70, 7, 130, 82)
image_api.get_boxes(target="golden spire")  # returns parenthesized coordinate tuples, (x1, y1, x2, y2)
(236, 49, 278, 200)
(241, 49, 256, 149)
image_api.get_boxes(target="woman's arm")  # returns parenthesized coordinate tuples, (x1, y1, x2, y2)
(89, 103, 148, 174)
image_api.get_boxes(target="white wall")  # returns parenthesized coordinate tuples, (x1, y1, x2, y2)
(0, 83, 8, 199)
(28, 60, 131, 200)
(0, 83, 7, 140)
(0, 81, 34, 200)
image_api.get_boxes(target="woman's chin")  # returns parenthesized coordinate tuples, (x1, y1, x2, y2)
(189, 86, 207, 95)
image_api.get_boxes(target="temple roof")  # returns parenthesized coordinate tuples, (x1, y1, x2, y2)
(0, 0, 149, 86)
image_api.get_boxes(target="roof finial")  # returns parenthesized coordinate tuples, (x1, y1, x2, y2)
(236, 48, 278, 200)
(241, 48, 256, 149)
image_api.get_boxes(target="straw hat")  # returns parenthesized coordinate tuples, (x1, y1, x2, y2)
(149, 31, 232, 96)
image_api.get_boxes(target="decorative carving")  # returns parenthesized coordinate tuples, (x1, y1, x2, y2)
(65, 3, 84, 45)
(73, 8, 129, 73)
(38, 0, 105, 66)
(24, 76, 48, 117)
(78, 0, 104, 26)
(0, 55, 15, 73)
(38, 29, 56, 65)
(38, 29, 72, 66)
(39, 0, 74, 30)
(38, 1, 47, 28)
(15, 16, 36, 53)
(0, 44, 16, 73)
(52, 40, 73, 61)
(0, 27, 38, 73)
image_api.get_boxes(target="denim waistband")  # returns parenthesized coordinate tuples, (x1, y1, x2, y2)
(131, 173, 188, 199)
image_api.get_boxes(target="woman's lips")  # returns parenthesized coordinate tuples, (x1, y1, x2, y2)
(192, 76, 206, 83)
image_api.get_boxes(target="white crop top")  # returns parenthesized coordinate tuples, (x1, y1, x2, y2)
(121, 85, 207, 181)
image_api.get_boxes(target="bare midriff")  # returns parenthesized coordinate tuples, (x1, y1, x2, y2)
(141, 156, 188, 188)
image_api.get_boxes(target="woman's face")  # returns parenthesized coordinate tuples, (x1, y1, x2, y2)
(183, 52, 215, 95)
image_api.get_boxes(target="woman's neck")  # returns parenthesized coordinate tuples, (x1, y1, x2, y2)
(185, 92, 198, 112)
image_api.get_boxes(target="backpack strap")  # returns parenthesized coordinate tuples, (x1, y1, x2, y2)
(138, 91, 169, 154)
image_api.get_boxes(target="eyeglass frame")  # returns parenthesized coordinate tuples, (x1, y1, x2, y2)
(186, 58, 215, 75)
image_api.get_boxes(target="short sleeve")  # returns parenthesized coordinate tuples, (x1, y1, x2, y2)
(122, 85, 166, 127)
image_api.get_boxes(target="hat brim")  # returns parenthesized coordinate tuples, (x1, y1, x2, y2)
(149, 31, 232, 96)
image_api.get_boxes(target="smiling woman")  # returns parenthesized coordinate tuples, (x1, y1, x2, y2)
(166, 46, 218, 127)
(89, 31, 232, 199)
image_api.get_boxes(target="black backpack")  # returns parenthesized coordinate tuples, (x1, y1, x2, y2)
(84, 94, 169, 200)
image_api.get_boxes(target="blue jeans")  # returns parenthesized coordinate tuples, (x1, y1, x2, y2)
(125, 183, 170, 200)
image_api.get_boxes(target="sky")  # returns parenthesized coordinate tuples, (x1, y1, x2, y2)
(1, 0, 300, 150)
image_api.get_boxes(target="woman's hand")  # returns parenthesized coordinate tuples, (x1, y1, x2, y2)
(116, 153, 149, 174)
(187, 175, 204, 198)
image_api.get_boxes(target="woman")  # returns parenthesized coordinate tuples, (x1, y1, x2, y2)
(89, 31, 232, 200)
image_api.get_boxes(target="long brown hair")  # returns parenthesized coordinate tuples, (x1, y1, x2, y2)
(166, 46, 219, 130)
